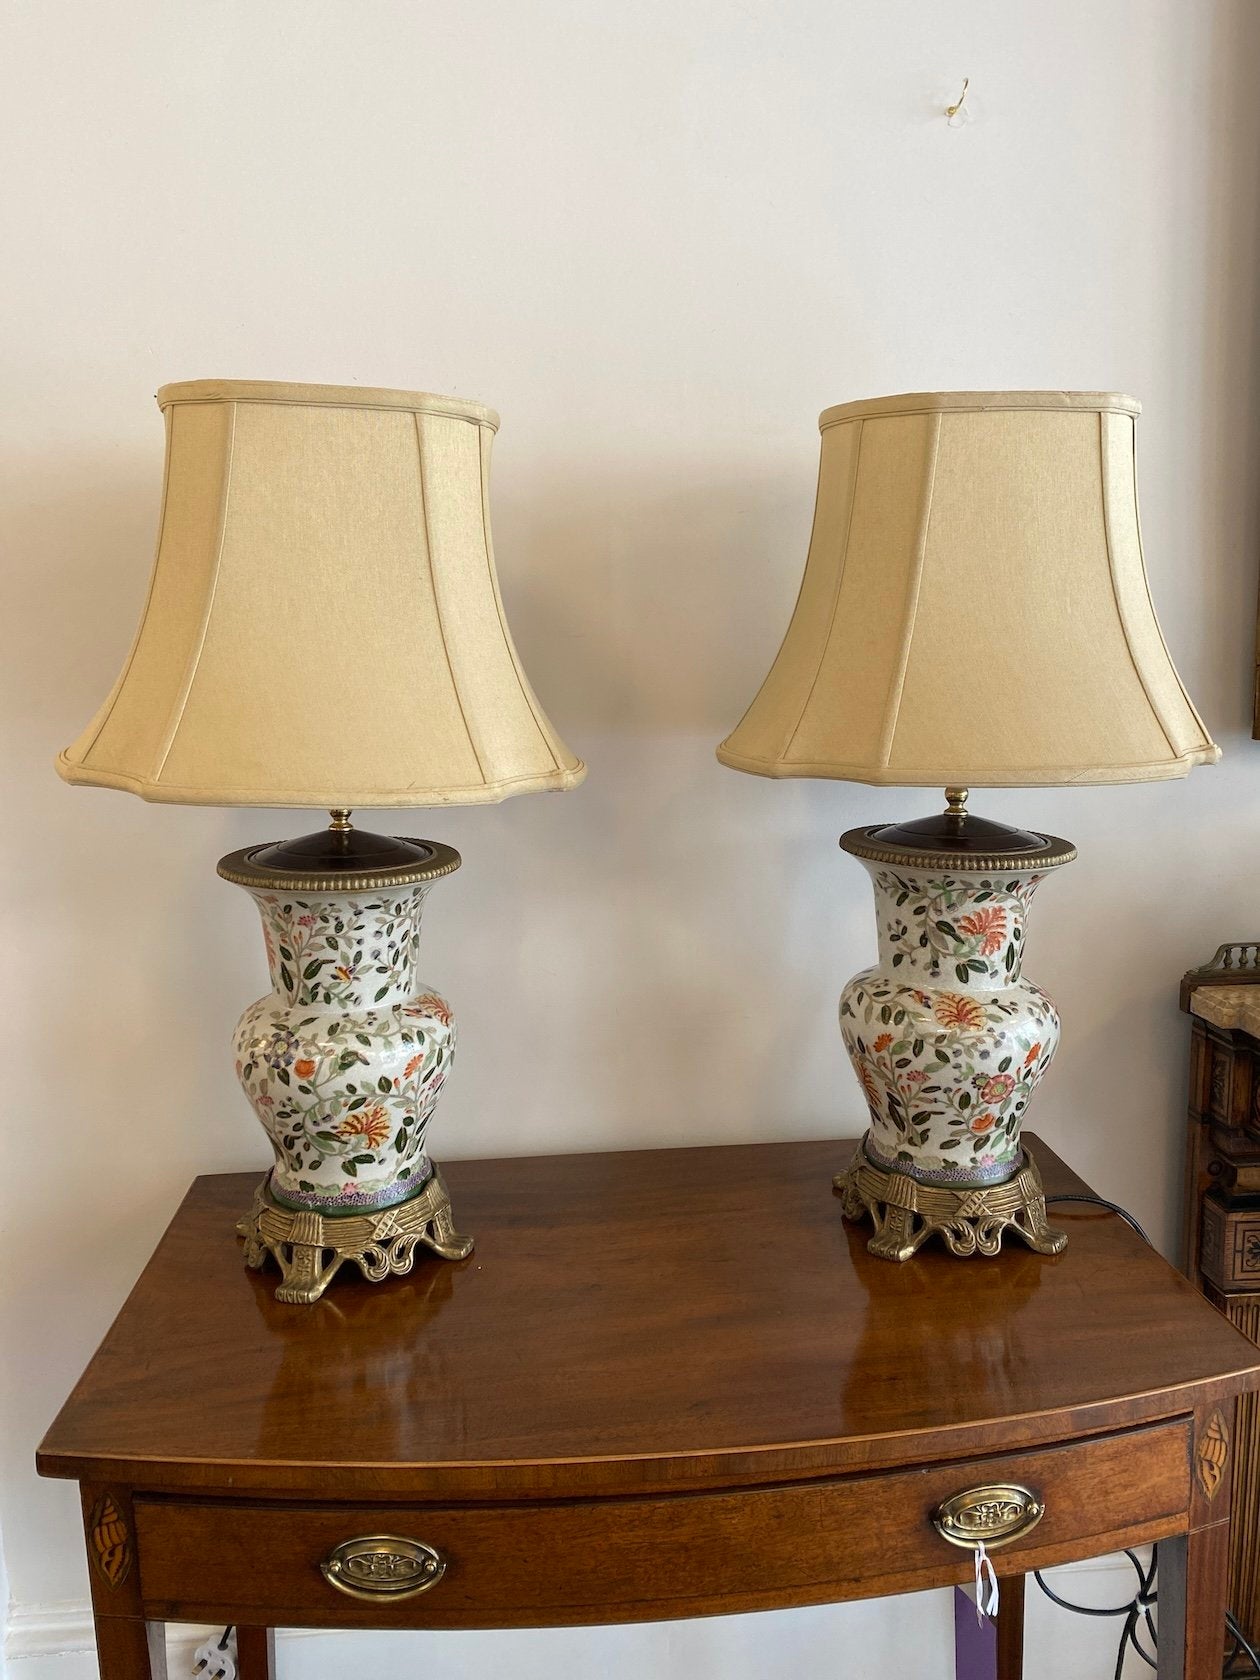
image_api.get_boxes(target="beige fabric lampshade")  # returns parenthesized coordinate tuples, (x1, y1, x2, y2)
(717, 390, 1218, 787)
(57, 380, 585, 806)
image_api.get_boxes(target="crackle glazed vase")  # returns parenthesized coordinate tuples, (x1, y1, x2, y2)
(838, 824, 1076, 1193)
(229, 878, 455, 1217)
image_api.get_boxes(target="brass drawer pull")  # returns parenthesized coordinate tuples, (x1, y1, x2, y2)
(933, 1484, 1045, 1550)
(320, 1535, 446, 1600)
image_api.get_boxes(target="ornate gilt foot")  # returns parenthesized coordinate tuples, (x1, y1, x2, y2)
(836, 1140, 1067, 1262)
(237, 1165, 474, 1304)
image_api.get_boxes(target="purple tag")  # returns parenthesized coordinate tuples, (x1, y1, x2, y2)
(954, 1585, 996, 1680)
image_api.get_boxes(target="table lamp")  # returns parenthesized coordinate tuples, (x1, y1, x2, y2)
(718, 390, 1218, 1261)
(58, 379, 585, 1303)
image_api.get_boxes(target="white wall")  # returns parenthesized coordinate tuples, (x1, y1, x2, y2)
(3, 1, 1260, 1673)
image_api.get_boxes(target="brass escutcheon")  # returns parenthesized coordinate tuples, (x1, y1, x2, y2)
(320, 1535, 447, 1601)
(933, 1484, 1045, 1550)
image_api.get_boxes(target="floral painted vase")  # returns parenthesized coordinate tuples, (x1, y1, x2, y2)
(230, 881, 454, 1216)
(840, 858, 1064, 1189)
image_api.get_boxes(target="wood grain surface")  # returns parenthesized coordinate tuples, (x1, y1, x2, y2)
(38, 1137, 1260, 1503)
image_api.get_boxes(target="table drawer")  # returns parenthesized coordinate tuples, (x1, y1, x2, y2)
(134, 1420, 1192, 1628)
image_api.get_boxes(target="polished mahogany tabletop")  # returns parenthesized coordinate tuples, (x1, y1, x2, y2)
(38, 1136, 1260, 1504)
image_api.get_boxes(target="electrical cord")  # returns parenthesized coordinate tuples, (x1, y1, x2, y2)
(1030, 1193, 1259, 1677)
(1043, 1192, 1154, 1249)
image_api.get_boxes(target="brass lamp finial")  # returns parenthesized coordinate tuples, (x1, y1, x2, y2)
(944, 787, 969, 830)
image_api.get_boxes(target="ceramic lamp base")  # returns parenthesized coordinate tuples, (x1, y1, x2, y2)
(836, 1137, 1066, 1262)
(218, 813, 470, 1302)
(238, 1165, 474, 1305)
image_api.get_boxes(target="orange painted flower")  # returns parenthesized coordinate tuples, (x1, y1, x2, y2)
(980, 1073, 1015, 1105)
(407, 992, 453, 1027)
(294, 1058, 317, 1080)
(1024, 1042, 1042, 1067)
(334, 1104, 391, 1149)
(872, 1032, 893, 1052)
(969, 1111, 996, 1134)
(957, 905, 1008, 957)
(404, 1053, 425, 1078)
(857, 1062, 882, 1108)
(933, 992, 986, 1031)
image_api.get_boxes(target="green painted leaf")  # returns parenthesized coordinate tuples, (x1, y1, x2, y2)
(378, 1075, 392, 1094)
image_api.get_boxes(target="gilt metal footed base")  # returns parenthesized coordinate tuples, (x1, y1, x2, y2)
(836, 1141, 1067, 1261)
(237, 1166, 474, 1304)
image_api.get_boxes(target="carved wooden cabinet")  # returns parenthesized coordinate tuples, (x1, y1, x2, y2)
(1181, 944, 1260, 1639)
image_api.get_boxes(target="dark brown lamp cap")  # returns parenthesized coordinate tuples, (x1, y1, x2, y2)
(217, 827, 461, 894)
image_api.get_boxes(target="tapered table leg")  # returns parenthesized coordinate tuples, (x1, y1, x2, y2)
(93, 1615, 167, 1679)
(1159, 1401, 1236, 1678)
(235, 1625, 276, 1679)
(1158, 1523, 1230, 1679)
(995, 1573, 1025, 1680)
(80, 1486, 166, 1679)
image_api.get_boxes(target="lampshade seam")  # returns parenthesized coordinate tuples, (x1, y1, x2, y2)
(476, 425, 562, 773)
(414, 409, 488, 785)
(152, 400, 238, 782)
(77, 404, 177, 768)
(158, 384, 499, 431)
(1099, 411, 1181, 760)
(877, 411, 942, 768)
(54, 749, 586, 803)
(712, 745, 1219, 785)
(783, 417, 865, 759)
(819, 391, 1142, 430)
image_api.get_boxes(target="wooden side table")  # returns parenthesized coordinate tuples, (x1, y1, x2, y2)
(38, 1136, 1260, 1680)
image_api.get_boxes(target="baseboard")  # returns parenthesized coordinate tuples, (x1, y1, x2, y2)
(5, 1604, 330, 1666)
(6, 1602, 98, 1663)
